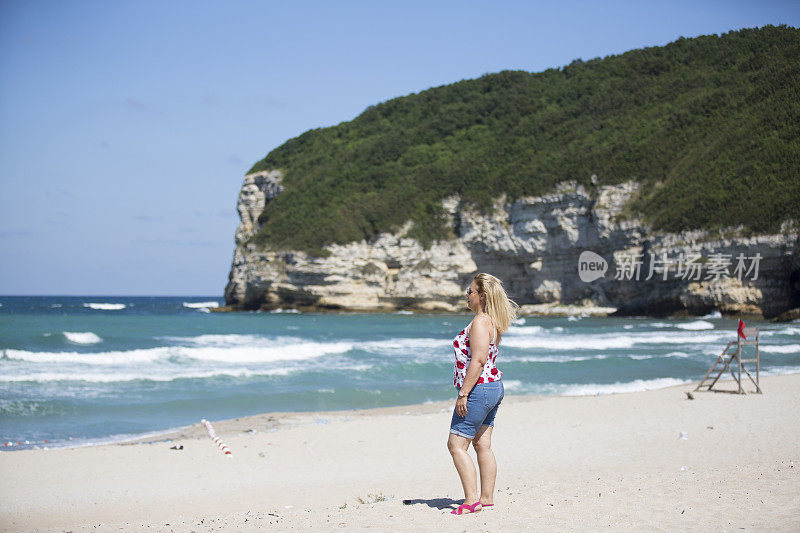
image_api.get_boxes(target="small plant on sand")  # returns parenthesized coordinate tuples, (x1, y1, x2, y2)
(357, 492, 392, 504)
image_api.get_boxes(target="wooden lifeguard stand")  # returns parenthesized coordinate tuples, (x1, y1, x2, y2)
(695, 325, 762, 394)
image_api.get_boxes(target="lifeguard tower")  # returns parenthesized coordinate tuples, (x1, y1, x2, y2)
(695, 323, 762, 394)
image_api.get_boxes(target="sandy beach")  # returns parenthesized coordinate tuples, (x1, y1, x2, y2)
(1, 374, 798, 532)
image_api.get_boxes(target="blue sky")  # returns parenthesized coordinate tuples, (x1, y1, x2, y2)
(1, 1, 798, 296)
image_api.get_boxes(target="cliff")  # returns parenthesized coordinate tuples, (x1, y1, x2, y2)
(224, 170, 799, 318)
(223, 27, 800, 317)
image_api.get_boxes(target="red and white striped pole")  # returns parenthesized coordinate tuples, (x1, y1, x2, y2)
(201, 419, 231, 456)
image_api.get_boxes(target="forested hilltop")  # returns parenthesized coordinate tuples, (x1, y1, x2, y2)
(248, 25, 799, 253)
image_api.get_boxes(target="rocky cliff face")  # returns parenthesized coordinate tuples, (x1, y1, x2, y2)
(224, 171, 799, 318)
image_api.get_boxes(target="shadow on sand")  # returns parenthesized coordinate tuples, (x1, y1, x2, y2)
(402, 497, 461, 510)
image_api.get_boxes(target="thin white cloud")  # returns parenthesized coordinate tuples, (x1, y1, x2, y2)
(226, 154, 245, 166)
(0, 229, 34, 238)
(116, 97, 164, 116)
(192, 209, 235, 218)
(125, 97, 148, 111)
(131, 237, 218, 247)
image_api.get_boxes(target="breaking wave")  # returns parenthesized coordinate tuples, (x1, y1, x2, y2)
(82, 303, 126, 310)
(63, 332, 102, 345)
(182, 301, 220, 309)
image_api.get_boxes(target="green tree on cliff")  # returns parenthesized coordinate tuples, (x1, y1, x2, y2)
(248, 25, 800, 252)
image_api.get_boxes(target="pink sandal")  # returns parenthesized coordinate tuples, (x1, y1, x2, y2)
(451, 501, 482, 514)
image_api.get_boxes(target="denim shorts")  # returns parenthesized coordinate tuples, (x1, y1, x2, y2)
(449, 380, 504, 439)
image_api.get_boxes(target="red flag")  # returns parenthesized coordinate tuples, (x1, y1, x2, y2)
(737, 319, 747, 340)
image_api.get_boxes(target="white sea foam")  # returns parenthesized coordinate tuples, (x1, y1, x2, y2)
(82, 303, 126, 310)
(507, 325, 544, 335)
(760, 365, 800, 376)
(0, 368, 292, 383)
(623, 325, 634, 330)
(513, 318, 526, 326)
(51, 303, 61, 308)
(181, 340, 352, 363)
(560, 377, 690, 396)
(702, 347, 728, 357)
(178, 342, 353, 363)
(676, 320, 715, 331)
(505, 354, 607, 363)
(759, 344, 800, 354)
(493, 377, 689, 396)
(626, 351, 691, 360)
(5, 348, 168, 364)
(161, 334, 267, 347)
(25, 329, 731, 367)
(335, 363, 373, 373)
(270, 308, 301, 313)
(4, 337, 353, 365)
(501, 331, 726, 351)
(501, 379, 524, 391)
(359, 337, 447, 354)
(652, 320, 715, 330)
(182, 301, 220, 309)
(701, 310, 723, 319)
(665, 351, 691, 357)
(63, 332, 103, 344)
(628, 352, 690, 360)
(160, 334, 355, 360)
(757, 326, 800, 338)
(643, 332, 728, 344)
(395, 310, 414, 315)
(502, 335, 638, 350)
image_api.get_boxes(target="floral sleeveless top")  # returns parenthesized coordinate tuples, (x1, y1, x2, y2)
(453, 318, 502, 388)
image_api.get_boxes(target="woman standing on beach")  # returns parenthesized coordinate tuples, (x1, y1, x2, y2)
(448, 273, 518, 515)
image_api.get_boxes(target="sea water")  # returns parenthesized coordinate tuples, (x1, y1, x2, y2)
(1, 295, 799, 449)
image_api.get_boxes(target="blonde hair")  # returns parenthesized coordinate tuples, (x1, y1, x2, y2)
(474, 272, 519, 335)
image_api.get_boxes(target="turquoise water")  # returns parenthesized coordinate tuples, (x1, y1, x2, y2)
(1, 295, 799, 449)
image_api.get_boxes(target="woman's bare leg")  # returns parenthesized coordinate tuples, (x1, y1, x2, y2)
(472, 425, 497, 505)
(447, 433, 479, 504)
